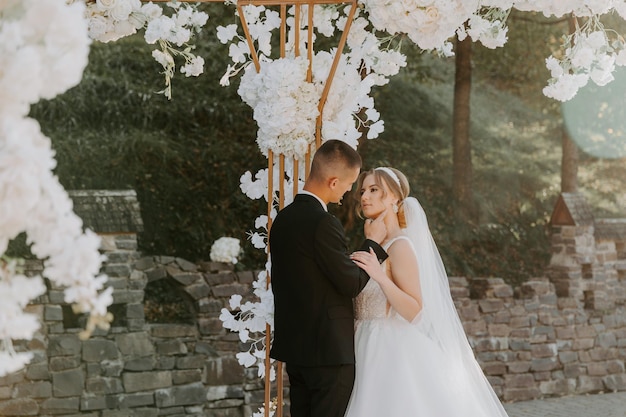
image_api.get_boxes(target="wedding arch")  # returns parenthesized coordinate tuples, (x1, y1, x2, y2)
(2, 1, 626, 416)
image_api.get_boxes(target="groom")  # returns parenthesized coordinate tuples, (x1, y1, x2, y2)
(269, 140, 388, 417)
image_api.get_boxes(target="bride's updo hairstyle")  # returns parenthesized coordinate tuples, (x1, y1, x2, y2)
(354, 167, 410, 227)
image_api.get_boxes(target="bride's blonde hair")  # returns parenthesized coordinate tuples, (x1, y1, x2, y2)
(354, 167, 410, 227)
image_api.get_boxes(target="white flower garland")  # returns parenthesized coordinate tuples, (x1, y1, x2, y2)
(219, 266, 275, 379)
(0, 0, 112, 377)
(542, 16, 625, 101)
(361, 0, 480, 53)
(74, 0, 210, 99)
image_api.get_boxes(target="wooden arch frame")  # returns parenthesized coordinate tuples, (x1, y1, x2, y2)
(153, 1, 358, 415)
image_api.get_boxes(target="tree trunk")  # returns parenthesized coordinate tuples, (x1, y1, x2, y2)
(452, 35, 475, 221)
(561, 127, 578, 192)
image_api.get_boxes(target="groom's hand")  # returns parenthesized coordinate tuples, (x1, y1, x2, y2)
(364, 209, 387, 244)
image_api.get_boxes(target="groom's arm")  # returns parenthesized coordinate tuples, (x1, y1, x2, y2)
(314, 216, 374, 297)
(358, 239, 388, 264)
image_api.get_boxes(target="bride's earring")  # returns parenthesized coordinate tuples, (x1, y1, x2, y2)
(392, 202, 399, 214)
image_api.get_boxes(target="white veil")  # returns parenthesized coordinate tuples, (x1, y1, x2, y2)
(402, 196, 509, 416)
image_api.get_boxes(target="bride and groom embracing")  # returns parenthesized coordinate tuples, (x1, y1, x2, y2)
(269, 140, 510, 417)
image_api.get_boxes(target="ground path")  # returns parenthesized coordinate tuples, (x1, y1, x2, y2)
(503, 391, 626, 417)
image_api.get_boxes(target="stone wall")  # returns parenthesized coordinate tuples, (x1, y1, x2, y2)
(1, 190, 625, 416)
(452, 276, 626, 402)
(0, 191, 265, 417)
(0, 235, 264, 417)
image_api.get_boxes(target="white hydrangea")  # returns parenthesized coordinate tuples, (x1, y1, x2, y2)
(210, 237, 242, 264)
(0, 0, 112, 377)
(238, 56, 321, 160)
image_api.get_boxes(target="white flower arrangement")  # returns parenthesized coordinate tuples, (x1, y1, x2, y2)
(220, 4, 406, 163)
(542, 17, 625, 101)
(252, 398, 277, 417)
(0, 258, 47, 376)
(0, 0, 112, 377)
(351, 0, 626, 101)
(219, 267, 276, 379)
(74, 0, 209, 99)
(361, 0, 480, 52)
(210, 237, 242, 264)
(238, 56, 321, 160)
(481, 1, 626, 101)
(461, 6, 510, 49)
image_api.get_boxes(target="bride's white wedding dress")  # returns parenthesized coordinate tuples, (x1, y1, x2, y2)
(345, 226, 510, 416)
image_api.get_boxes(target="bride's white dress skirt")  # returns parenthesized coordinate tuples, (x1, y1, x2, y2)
(346, 277, 509, 417)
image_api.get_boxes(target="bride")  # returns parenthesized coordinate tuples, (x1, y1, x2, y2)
(347, 167, 509, 417)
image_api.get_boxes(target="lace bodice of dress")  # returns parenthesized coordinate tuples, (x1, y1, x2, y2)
(354, 236, 411, 321)
(354, 276, 388, 320)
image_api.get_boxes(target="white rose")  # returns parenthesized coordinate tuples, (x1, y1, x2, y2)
(99, 19, 135, 42)
(128, 0, 142, 11)
(169, 26, 191, 46)
(424, 5, 440, 23)
(216, 24, 238, 44)
(110, 0, 132, 21)
(87, 15, 109, 39)
(589, 54, 615, 86)
(400, 0, 420, 13)
(96, 0, 117, 11)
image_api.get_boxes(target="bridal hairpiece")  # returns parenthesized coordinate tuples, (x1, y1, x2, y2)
(376, 167, 401, 188)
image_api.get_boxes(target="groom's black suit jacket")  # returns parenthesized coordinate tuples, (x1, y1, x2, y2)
(269, 193, 387, 366)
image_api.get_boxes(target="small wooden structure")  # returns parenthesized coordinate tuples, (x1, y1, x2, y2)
(549, 192, 595, 226)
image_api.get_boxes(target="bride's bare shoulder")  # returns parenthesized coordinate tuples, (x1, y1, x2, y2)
(386, 235, 415, 258)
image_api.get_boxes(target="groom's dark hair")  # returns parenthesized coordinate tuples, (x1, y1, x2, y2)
(309, 140, 362, 182)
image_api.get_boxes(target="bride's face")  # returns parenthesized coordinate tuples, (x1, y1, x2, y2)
(359, 174, 395, 219)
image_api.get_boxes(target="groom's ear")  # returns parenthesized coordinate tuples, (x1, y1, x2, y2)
(328, 177, 339, 189)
